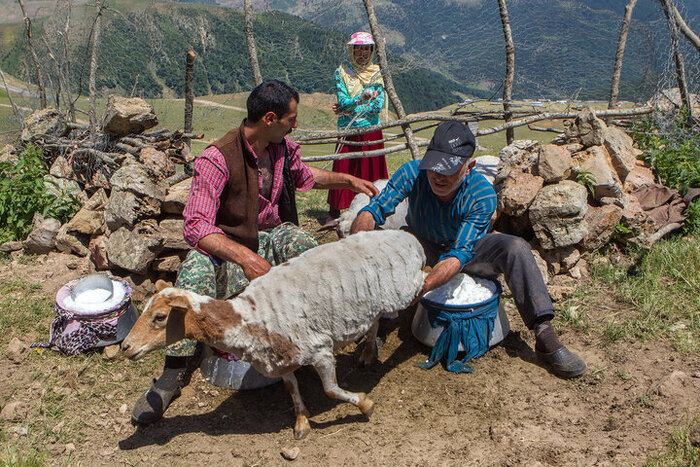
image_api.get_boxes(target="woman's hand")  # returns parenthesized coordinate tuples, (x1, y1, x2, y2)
(360, 89, 379, 102)
(332, 103, 343, 115)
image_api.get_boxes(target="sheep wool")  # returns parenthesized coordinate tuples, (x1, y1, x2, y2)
(222, 229, 426, 376)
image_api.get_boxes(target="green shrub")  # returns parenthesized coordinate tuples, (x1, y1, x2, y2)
(631, 111, 700, 234)
(0, 145, 80, 243)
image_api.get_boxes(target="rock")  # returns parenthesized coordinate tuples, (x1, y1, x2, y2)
(581, 205, 623, 251)
(620, 197, 656, 248)
(163, 178, 192, 214)
(495, 140, 539, 184)
(64, 443, 76, 454)
(44, 175, 82, 200)
(55, 224, 90, 257)
(65, 189, 108, 235)
(101, 95, 158, 136)
(23, 213, 61, 254)
(119, 403, 128, 414)
(653, 370, 691, 399)
(6, 337, 28, 364)
(542, 246, 581, 275)
(603, 127, 638, 182)
(497, 171, 543, 217)
(49, 155, 74, 179)
(21, 107, 68, 142)
(623, 166, 655, 193)
(103, 345, 120, 360)
(151, 254, 184, 273)
(537, 144, 572, 184)
(88, 235, 109, 270)
(281, 447, 300, 461)
(105, 220, 163, 273)
(110, 162, 167, 200)
(0, 241, 24, 252)
(138, 147, 175, 180)
(561, 143, 584, 153)
(564, 108, 607, 148)
(158, 219, 189, 250)
(572, 146, 624, 201)
(473, 155, 500, 184)
(0, 401, 28, 421)
(529, 181, 588, 250)
(0, 144, 17, 163)
(105, 190, 163, 230)
(568, 260, 589, 280)
(8, 426, 28, 437)
(647, 88, 700, 115)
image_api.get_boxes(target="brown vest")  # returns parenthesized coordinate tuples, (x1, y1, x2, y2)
(212, 125, 259, 252)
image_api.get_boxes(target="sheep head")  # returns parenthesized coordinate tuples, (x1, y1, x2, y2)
(121, 280, 192, 360)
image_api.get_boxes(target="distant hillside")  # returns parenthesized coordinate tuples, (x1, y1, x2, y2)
(207, 0, 700, 101)
(0, 2, 488, 113)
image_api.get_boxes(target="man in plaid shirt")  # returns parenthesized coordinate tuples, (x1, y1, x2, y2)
(132, 80, 378, 425)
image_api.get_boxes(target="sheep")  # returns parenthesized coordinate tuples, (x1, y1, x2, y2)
(121, 230, 426, 439)
(337, 179, 409, 237)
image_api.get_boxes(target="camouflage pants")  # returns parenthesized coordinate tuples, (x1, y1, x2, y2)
(165, 222, 318, 357)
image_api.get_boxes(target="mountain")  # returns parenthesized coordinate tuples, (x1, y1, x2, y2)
(0, 1, 486, 113)
(203, 0, 700, 100)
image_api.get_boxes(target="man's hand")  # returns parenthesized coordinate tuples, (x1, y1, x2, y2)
(416, 257, 462, 301)
(350, 210, 376, 234)
(198, 233, 272, 282)
(348, 176, 380, 197)
(240, 251, 272, 281)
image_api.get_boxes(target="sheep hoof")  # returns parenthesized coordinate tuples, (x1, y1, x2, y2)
(294, 416, 311, 440)
(357, 394, 374, 417)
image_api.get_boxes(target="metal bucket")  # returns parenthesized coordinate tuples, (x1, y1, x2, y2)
(199, 347, 281, 390)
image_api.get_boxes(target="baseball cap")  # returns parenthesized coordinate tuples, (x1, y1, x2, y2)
(418, 121, 476, 176)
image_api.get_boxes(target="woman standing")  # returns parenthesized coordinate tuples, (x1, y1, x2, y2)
(327, 31, 389, 222)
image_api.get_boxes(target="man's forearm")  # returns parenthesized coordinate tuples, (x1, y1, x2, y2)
(197, 233, 271, 280)
(422, 257, 462, 294)
(308, 166, 355, 190)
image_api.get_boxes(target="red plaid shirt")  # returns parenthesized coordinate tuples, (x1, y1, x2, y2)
(183, 136, 315, 253)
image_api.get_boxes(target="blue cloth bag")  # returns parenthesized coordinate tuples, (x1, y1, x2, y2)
(418, 281, 501, 373)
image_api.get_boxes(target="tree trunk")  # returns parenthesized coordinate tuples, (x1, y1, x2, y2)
(244, 0, 263, 86)
(62, 2, 75, 122)
(659, 0, 695, 123)
(41, 35, 66, 112)
(17, 0, 47, 108)
(608, 0, 638, 122)
(89, 0, 104, 133)
(669, 2, 700, 53)
(361, 0, 420, 160)
(0, 67, 22, 126)
(497, 0, 515, 144)
(184, 50, 196, 132)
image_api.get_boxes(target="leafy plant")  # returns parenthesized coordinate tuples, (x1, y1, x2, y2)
(575, 169, 597, 197)
(0, 145, 80, 243)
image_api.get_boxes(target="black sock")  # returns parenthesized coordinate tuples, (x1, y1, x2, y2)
(154, 356, 189, 391)
(534, 320, 563, 353)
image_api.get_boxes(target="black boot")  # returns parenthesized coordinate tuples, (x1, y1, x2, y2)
(534, 320, 587, 379)
(131, 351, 201, 425)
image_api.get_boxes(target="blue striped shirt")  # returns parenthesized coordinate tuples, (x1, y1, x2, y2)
(360, 160, 497, 267)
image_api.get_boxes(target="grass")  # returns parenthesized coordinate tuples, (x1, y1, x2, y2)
(645, 415, 700, 466)
(589, 236, 700, 352)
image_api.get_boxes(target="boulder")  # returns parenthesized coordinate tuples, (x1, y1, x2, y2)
(537, 144, 572, 183)
(530, 249, 550, 285)
(65, 189, 108, 235)
(497, 171, 544, 217)
(6, 337, 28, 364)
(541, 246, 581, 275)
(473, 155, 500, 185)
(44, 175, 81, 200)
(564, 108, 607, 148)
(572, 146, 624, 201)
(138, 147, 176, 180)
(163, 178, 192, 214)
(619, 197, 657, 248)
(529, 180, 588, 250)
(581, 205, 623, 251)
(647, 88, 700, 115)
(55, 224, 89, 257)
(88, 235, 109, 270)
(23, 213, 61, 254)
(105, 190, 162, 230)
(110, 162, 166, 200)
(603, 127, 638, 182)
(624, 166, 656, 192)
(105, 220, 163, 273)
(0, 241, 23, 252)
(151, 254, 185, 273)
(495, 140, 539, 184)
(101, 95, 158, 136)
(49, 155, 74, 179)
(158, 219, 189, 250)
(21, 107, 68, 142)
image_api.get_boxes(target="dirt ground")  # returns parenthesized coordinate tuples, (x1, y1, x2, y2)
(1, 249, 699, 466)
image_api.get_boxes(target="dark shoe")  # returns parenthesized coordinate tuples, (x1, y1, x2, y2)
(536, 346, 587, 379)
(131, 380, 181, 425)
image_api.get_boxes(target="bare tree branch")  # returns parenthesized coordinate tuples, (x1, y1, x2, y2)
(669, 2, 700, 53)
(89, 0, 105, 133)
(17, 0, 47, 108)
(497, 0, 515, 144)
(0, 67, 23, 126)
(244, 0, 263, 85)
(608, 0, 638, 121)
(184, 51, 195, 132)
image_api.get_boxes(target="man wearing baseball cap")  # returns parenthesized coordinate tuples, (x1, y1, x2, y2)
(351, 121, 586, 379)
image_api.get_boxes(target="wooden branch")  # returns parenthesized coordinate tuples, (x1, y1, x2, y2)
(527, 125, 562, 133)
(17, 0, 47, 108)
(166, 172, 190, 187)
(497, 0, 515, 145)
(184, 51, 195, 133)
(244, 0, 263, 86)
(119, 136, 148, 148)
(649, 222, 682, 245)
(659, 0, 695, 123)
(40, 34, 70, 114)
(0, 67, 22, 125)
(361, 0, 420, 160)
(114, 143, 139, 154)
(608, 0, 638, 120)
(670, 2, 700, 53)
(88, 0, 104, 133)
(61, 2, 75, 122)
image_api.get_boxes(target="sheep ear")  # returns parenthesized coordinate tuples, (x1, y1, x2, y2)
(165, 292, 191, 313)
(155, 279, 172, 292)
